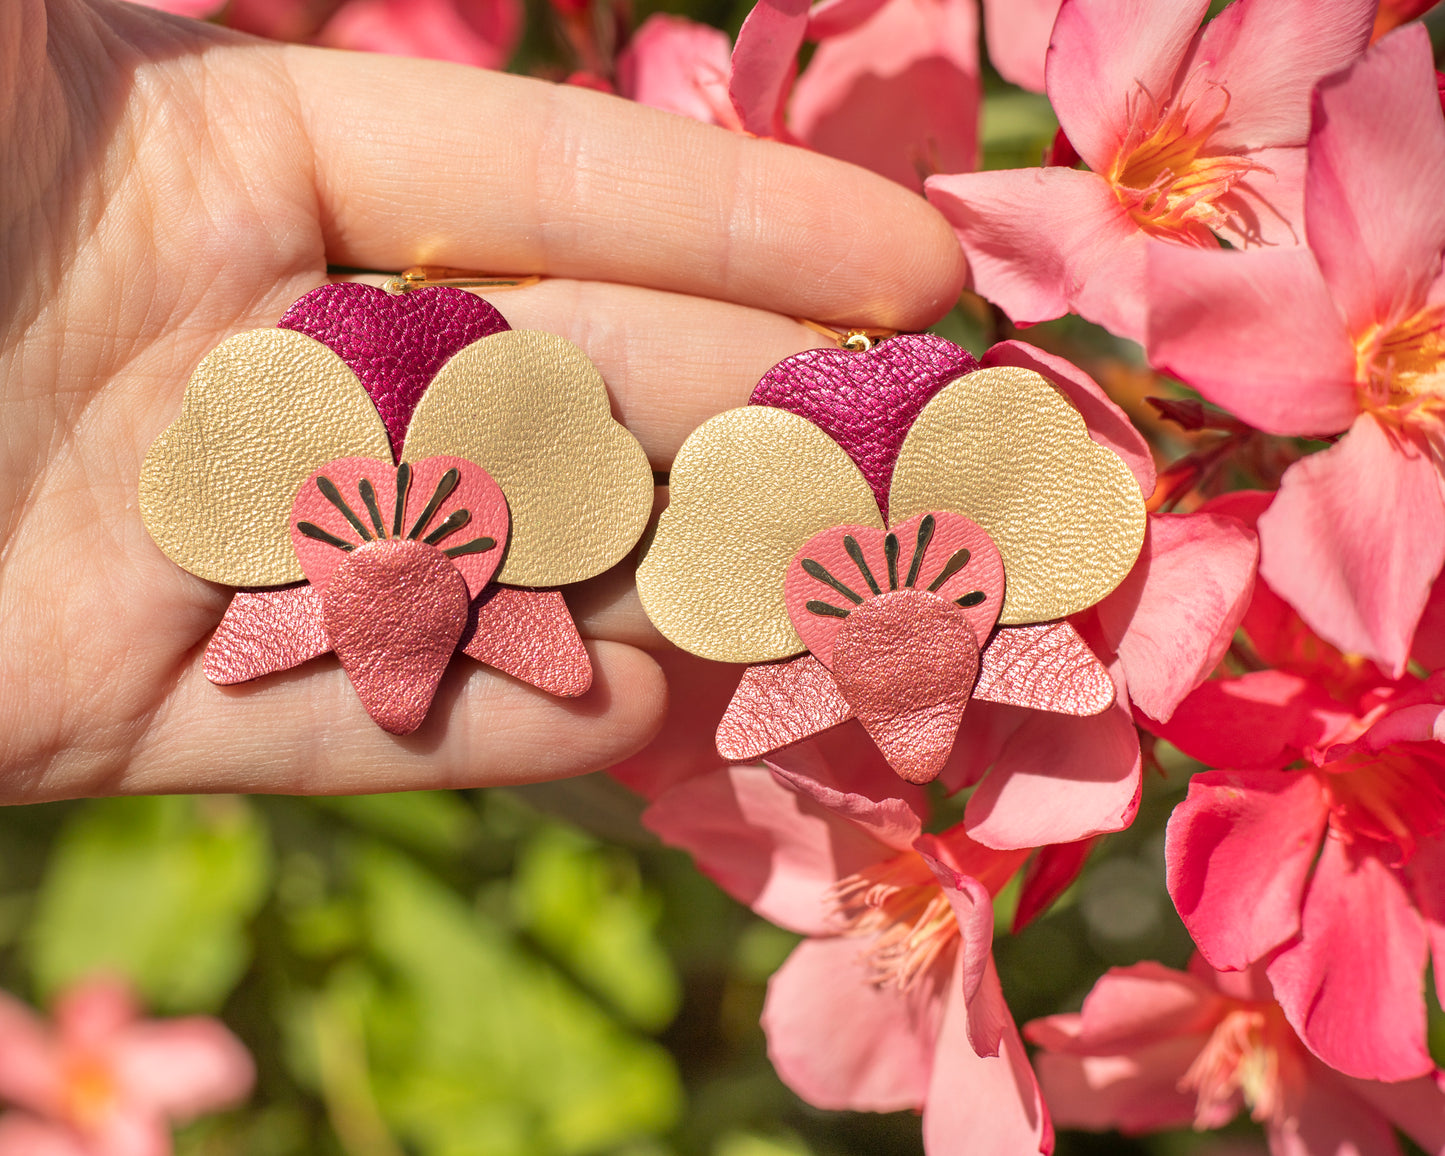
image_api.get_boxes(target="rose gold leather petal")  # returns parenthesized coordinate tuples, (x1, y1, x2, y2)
(460, 586, 593, 698)
(140, 328, 391, 586)
(403, 330, 654, 587)
(829, 589, 979, 785)
(637, 407, 883, 663)
(203, 587, 331, 685)
(972, 621, 1115, 716)
(888, 366, 1146, 625)
(715, 654, 855, 761)
(321, 540, 471, 734)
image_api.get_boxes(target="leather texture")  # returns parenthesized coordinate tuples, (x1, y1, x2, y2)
(636, 407, 883, 663)
(203, 586, 330, 684)
(888, 366, 1146, 625)
(404, 330, 654, 588)
(715, 654, 854, 760)
(279, 283, 509, 458)
(140, 329, 392, 586)
(321, 540, 471, 734)
(783, 511, 1004, 669)
(749, 335, 978, 519)
(290, 454, 507, 597)
(461, 586, 592, 697)
(972, 621, 1114, 715)
(829, 589, 980, 785)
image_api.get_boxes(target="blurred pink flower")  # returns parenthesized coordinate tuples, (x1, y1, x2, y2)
(643, 754, 1053, 1155)
(315, 0, 522, 69)
(926, 0, 1375, 342)
(1147, 26, 1445, 674)
(617, 0, 979, 191)
(0, 977, 253, 1156)
(124, 0, 228, 17)
(1027, 957, 1445, 1154)
(1155, 497, 1445, 1083)
(979, 0, 1059, 93)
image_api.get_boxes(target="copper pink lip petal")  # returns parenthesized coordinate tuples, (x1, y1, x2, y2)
(321, 540, 472, 734)
(972, 621, 1115, 715)
(460, 586, 593, 697)
(748, 335, 978, 518)
(290, 454, 509, 597)
(715, 653, 855, 761)
(829, 589, 981, 785)
(278, 283, 510, 458)
(203, 586, 330, 684)
(783, 510, 1004, 668)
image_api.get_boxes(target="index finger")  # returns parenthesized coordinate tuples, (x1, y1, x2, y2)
(277, 48, 967, 330)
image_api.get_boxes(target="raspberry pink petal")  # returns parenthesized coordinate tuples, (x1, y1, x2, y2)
(617, 15, 735, 124)
(1093, 511, 1258, 723)
(788, 0, 979, 192)
(1030, 1040, 1203, 1134)
(115, 1020, 255, 1118)
(981, 341, 1155, 499)
(804, 0, 889, 40)
(714, 655, 854, 761)
(1405, 834, 1445, 1014)
(1051, 962, 1219, 1053)
(749, 336, 978, 518)
(916, 843, 995, 1005)
(765, 757, 924, 851)
(963, 701, 1141, 849)
(1258, 414, 1445, 676)
(1304, 25, 1445, 336)
(1165, 769, 1327, 971)
(1044, 0, 1210, 173)
(729, 0, 810, 137)
(203, 587, 330, 685)
(1189, 0, 1374, 151)
(1346, 1068, 1445, 1155)
(921, 959, 1052, 1156)
(641, 764, 895, 936)
(460, 587, 591, 697)
(1267, 834, 1433, 1081)
(1012, 838, 1095, 932)
(982, 0, 1060, 93)
(1145, 246, 1359, 437)
(321, 541, 472, 734)
(0, 1116, 90, 1156)
(316, 0, 522, 71)
(761, 937, 937, 1112)
(926, 166, 1151, 341)
(278, 283, 509, 458)
(291, 455, 508, 598)
(1269, 1067, 1407, 1156)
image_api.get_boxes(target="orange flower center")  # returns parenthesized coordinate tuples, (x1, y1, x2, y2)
(1323, 748, 1445, 865)
(62, 1054, 118, 1134)
(1179, 1005, 1301, 1130)
(1109, 81, 1271, 241)
(1354, 308, 1445, 454)
(829, 853, 960, 992)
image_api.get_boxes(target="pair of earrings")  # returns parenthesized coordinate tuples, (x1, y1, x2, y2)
(141, 278, 1146, 783)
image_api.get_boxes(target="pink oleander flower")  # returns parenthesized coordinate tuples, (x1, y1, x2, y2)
(0, 977, 254, 1156)
(616, 0, 979, 191)
(925, 0, 1375, 343)
(1027, 957, 1445, 1155)
(643, 750, 1053, 1155)
(1154, 493, 1445, 1082)
(315, 0, 522, 69)
(978, 0, 1060, 93)
(1147, 26, 1445, 675)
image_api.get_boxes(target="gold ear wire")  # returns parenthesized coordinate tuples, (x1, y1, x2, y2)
(382, 267, 543, 295)
(794, 318, 898, 351)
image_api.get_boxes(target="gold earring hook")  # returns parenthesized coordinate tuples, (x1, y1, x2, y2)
(382, 267, 543, 295)
(794, 318, 898, 351)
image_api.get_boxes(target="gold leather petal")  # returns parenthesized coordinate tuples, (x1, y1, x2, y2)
(403, 330, 654, 587)
(889, 366, 1146, 624)
(139, 328, 391, 587)
(636, 407, 883, 663)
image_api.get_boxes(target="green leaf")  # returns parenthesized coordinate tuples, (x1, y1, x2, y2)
(29, 796, 270, 1012)
(513, 825, 681, 1031)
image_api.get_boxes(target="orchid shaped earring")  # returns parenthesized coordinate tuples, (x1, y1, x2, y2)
(636, 333, 1148, 784)
(139, 275, 654, 734)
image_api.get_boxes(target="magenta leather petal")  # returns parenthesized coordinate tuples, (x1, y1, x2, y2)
(460, 586, 593, 697)
(203, 586, 331, 684)
(749, 334, 978, 518)
(784, 511, 1004, 668)
(290, 454, 509, 597)
(278, 283, 510, 457)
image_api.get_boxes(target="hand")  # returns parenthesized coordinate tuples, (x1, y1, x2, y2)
(0, 0, 965, 800)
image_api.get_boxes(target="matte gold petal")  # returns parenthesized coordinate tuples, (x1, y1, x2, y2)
(636, 407, 883, 663)
(403, 331, 653, 587)
(889, 366, 1146, 624)
(139, 329, 391, 586)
